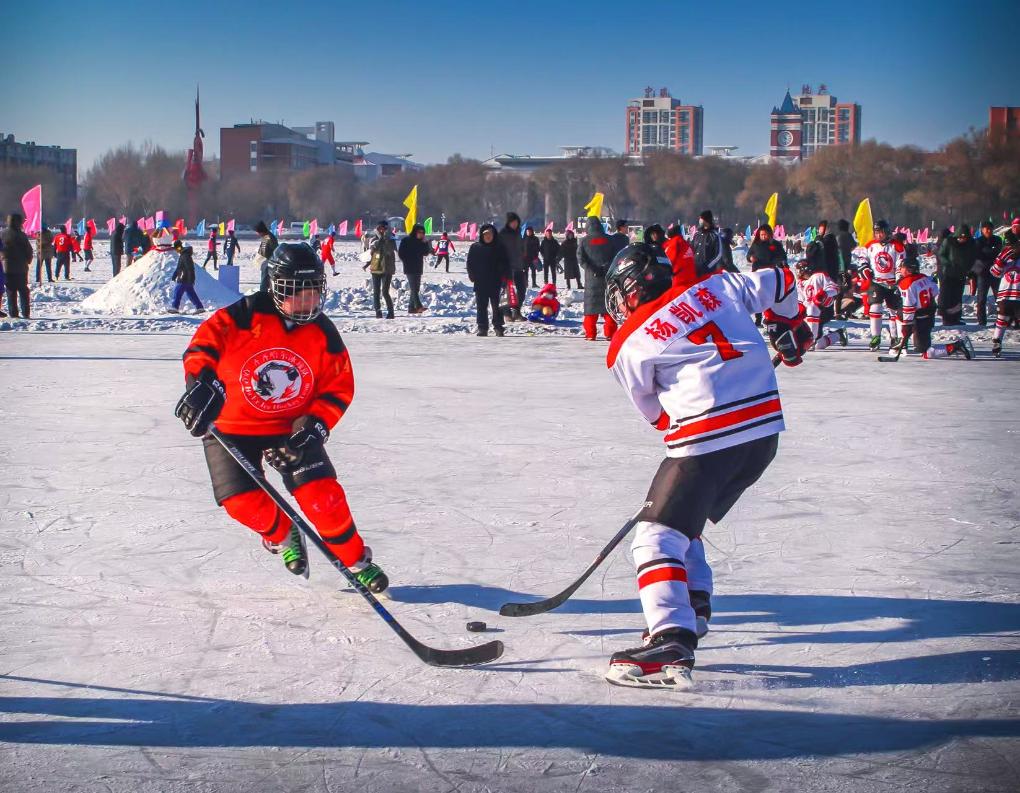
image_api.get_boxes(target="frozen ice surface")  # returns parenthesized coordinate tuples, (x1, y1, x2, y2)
(0, 284, 1018, 791)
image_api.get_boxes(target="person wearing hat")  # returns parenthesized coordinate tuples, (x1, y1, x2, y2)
(973, 221, 1003, 326)
(398, 223, 430, 314)
(254, 220, 279, 291)
(1, 213, 34, 319)
(432, 231, 455, 272)
(364, 220, 396, 318)
(169, 242, 203, 313)
(691, 210, 724, 276)
(1004, 217, 1020, 250)
(498, 212, 526, 320)
(937, 224, 976, 326)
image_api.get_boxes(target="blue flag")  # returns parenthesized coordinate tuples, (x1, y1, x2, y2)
(76, 218, 86, 236)
(745, 224, 752, 239)
(327, 224, 336, 235)
(195, 219, 206, 237)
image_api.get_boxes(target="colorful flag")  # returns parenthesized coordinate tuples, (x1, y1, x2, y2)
(174, 218, 186, 236)
(327, 223, 336, 235)
(20, 185, 42, 234)
(76, 218, 86, 236)
(338, 220, 348, 236)
(583, 191, 604, 219)
(544, 221, 554, 233)
(119, 215, 127, 226)
(745, 224, 752, 239)
(403, 185, 418, 233)
(302, 220, 310, 238)
(469, 222, 478, 240)
(309, 219, 318, 238)
(764, 192, 779, 229)
(919, 228, 929, 243)
(64, 217, 73, 234)
(276, 220, 285, 237)
(87, 219, 97, 235)
(106, 217, 116, 234)
(423, 217, 433, 235)
(146, 217, 157, 231)
(949, 225, 955, 234)
(457, 222, 468, 240)
(565, 221, 574, 233)
(155, 210, 165, 227)
(354, 219, 363, 239)
(226, 218, 235, 233)
(906, 229, 914, 243)
(195, 219, 206, 237)
(774, 225, 786, 241)
(853, 198, 873, 247)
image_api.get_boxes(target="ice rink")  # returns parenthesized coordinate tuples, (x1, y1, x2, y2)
(1, 330, 1018, 792)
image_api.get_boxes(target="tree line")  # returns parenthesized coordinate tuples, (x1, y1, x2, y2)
(3, 130, 1018, 233)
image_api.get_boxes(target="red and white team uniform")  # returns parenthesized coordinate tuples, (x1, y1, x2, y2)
(320, 235, 336, 270)
(990, 248, 1020, 348)
(897, 272, 939, 326)
(606, 268, 799, 642)
(797, 271, 839, 336)
(864, 239, 906, 338)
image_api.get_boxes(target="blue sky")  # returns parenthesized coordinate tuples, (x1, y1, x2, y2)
(7, 0, 1017, 175)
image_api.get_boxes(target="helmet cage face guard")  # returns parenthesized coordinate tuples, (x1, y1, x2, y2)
(270, 269, 327, 323)
(605, 265, 646, 324)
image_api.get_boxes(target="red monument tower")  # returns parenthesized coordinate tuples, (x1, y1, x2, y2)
(183, 86, 207, 225)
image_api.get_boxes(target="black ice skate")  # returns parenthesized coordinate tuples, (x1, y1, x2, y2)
(606, 629, 696, 689)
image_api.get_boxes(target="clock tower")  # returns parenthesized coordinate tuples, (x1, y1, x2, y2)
(770, 90, 803, 161)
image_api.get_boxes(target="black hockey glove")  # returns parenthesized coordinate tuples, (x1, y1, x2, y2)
(764, 309, 813, 367)
(264, 415, 329, 471)
(175, 368, 226, 437)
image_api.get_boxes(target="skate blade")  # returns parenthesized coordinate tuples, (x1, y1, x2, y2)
(605, 663, 694, 690)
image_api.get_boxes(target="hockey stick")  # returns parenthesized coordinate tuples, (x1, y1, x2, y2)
(210, 427, 503, 667)
(499, 510, 642, 617)
(877, 337, 908, 362)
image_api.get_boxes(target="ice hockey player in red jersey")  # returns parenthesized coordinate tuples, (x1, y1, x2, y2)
(601, 242, 810, 688)
(863, 220, 905, 350)
(795, 259, 846, 351)
(989, 243, 1020, 358)
(174, 243, 388, 592)
(320, 230, 338, 276)
(892, 248, 973, 360)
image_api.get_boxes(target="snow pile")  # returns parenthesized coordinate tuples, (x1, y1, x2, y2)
(81, 250, 242, 315)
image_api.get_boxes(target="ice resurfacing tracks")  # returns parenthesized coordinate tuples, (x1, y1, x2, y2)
(0, 333, 1018, 792)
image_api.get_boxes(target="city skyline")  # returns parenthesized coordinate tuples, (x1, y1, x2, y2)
(6, 0, 1018, 175)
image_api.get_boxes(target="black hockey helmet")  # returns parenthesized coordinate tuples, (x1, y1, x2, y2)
(795, 258, 815, 279)
(266, 242, 326, 323)
(899, 244, 921, 273)
(605, 243, 673, 324)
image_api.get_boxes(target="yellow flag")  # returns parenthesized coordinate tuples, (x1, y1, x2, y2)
(403, 185, 418, 234)
(764, 192, 778, 228)
(853, 198, 873, 247)
(583, 191, 604, 219)
(218, 222, 225, 236)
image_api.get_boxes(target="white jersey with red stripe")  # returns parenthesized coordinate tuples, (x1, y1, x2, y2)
(897, 273, 939, 323)
(797, 271, 839, 318)
(864, 240, 905, 285)
(607, 267, 799, 459)
(990, 250, 1020, 301)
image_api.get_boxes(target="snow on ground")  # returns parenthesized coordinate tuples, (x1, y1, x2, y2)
(0, 330, 1018, 792)
(2, 240, 1016, 351)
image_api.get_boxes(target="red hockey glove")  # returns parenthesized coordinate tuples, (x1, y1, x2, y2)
(264, 415, 329, 471)
(764, 308, 813, 367)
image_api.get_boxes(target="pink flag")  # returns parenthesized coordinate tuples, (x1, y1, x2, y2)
(20, 185, 42, 234)
(226, 218, 235, 233)
(309, 218, 318, 237)
(457, 222, 468, 240)
(277, 220, 286, 236)
(565, 221, 574, 233)
(338, 220, 348, 236)
(119, 215, 127, 226)
(544, 221, 554, 233)
(469, 222, 478, 241)
(136, 217, 146, 229)
(106, 217, 116, 234)
(64, 217, 73, 234)
(906, 229, 914, 243)
(155, 210, 165, 226)
(919, 228, 929, 243)
(146, 216, 156, 231)
(774, 225, 786, 241)
(949, 225, 955, 233)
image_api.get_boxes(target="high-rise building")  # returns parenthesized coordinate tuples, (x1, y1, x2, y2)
(989, 107, 1020, 144)
(0, 133, 77, 203)
(770, 84, 861, 161)
(626, 87, 703, 157)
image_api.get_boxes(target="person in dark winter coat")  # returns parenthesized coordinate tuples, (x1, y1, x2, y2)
(254, 220, 279, 291)
(834, 219, 855, 275)
(467, 223, 510, 336)
(1004, 217, 1020, 249)
(643, 224, 665, 249)
(690, 210, 724, 274)
(973, 220, 1003, 326)
(398, 224, 430, 314)
(35, 226, 54, 283)
(539, 229, 560, 286)
(365, 221, 396, 318)
(610, 220, 630, 257)
(747, 225, 788, 271)
(560, 229, 581, 289)
(719, 227, 739, 273)
(523, 226, 541, 287)
(937, 225, 976, 325)
(498, 212, 526, 319)
(806, 220, 839, 281)
(578, 216, 617, 340)
(170, 243, 204, 312)
(222, 230, 241, 266)
(2, 213, 34, 319)
(124, 221, 145, 266)
(110, 221, 125, 277)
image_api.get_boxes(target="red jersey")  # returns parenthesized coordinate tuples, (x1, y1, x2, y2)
(53, 232, 73, 253)
(182, 293, 354, 436)
(320, 236, 335, 259)
(83, 231, 94, 251)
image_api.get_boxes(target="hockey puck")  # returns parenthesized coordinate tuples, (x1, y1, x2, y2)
(466, 621, 487, 632)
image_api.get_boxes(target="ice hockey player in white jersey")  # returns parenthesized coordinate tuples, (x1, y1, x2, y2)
(989, 243, 1020, 358)
(894, 248, 973, 360)
(601, 243, 811, 688)
(863, 220, 906, 350)
(795, 259, 847, 351)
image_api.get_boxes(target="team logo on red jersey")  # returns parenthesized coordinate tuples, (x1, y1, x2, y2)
(874, 251, 894, 274)
(239, 348, 314, 412)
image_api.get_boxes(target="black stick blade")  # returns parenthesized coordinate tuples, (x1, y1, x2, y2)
(414, 639, 504, 667)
